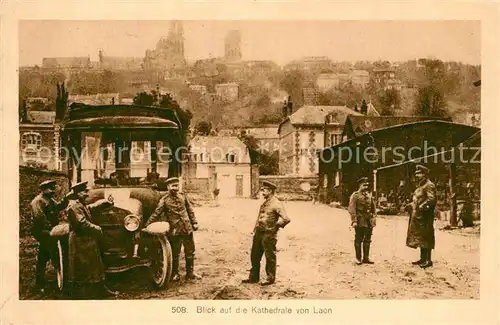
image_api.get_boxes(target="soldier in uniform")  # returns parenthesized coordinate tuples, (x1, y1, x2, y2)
(406, 164, 437, 269)
(30, 180, 69, 293)
(145, 177, 201, 281)
(242, 180, 291, 286)
(66, 181, 117, 298)
(348, 177, 376, 265)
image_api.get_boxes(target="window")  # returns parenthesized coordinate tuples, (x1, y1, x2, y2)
(21, 132, 42, 151)
(227, 152, 236, 163)
(130, 141, 152, 178)
(335, 172, 340, 186)
(330, 134, 341, 146)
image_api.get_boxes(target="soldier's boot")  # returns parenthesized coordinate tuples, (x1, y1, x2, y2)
(242, 263, 260, 283)
(362, 242, 374, 264)
(354, 242, 363, 265)
(185, 258, 202, 280)
(171, 255, 181, 281)
(412, 248, 425, 265)
(420, 249, 433, 269)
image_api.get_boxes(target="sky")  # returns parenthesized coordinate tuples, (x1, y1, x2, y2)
(19, 20, 481, 66)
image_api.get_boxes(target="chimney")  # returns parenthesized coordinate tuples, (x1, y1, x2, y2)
(287, 96, 293, 116)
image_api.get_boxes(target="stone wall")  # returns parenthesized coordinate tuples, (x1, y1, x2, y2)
(259, 175, 318, 201)
(19, 166, 69, 237)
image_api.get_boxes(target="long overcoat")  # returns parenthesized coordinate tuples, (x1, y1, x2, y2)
(406, 179, 437, 249)
(66, 199, 111, 284)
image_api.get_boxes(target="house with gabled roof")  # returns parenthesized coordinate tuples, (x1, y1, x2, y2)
(278, 105, 361, 176)
(187, 136, 252, 198)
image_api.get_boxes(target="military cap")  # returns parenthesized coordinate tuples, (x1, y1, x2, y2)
(71, 181, 88, 193)
(165, 177, 180, 185)
(415, 164, 429, 174)
(357, 177, 369, 184)
(40, 179, 57, 190)
(261, 180, 277, 190)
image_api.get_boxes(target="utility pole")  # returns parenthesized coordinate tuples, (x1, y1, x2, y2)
(449, 152, 458, 227)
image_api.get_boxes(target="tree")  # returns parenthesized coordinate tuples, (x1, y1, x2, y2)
(194, 121, 212, 136)
(280, 70, 307, 108)
(360, 100, 368, 115)
(378, 88, 401, 115)
(413, 59, 449, 117)
(133, 92, 155, 106)
(414, 85, 449, 117)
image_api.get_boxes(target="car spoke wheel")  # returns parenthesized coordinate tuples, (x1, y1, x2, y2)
(56, 240, 64, 291)
(150, 235, 172, 289)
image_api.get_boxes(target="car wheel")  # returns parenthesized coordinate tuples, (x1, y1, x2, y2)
(150, 234, 173, 289)
(56, 240, 64, 291)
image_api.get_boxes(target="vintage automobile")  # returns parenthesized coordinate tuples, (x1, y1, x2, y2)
(49, 102, 187, 292)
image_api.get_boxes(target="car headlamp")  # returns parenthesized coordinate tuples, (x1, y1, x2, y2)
(124, 214, 141, 232)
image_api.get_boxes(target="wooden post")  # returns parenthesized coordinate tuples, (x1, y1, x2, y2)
(449, 160, 458, 227)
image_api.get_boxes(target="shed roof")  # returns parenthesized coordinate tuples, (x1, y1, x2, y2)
(344, 115, 452, 138)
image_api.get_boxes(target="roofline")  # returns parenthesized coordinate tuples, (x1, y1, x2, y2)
(277, 117, 291, 134)
(321, 120, 480, 152)
(376, 130, 481, 171)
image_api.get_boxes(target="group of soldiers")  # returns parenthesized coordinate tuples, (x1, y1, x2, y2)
(29, 175, 290, 298)
(348, 164, 437, 268)
(29, 163, 437, 298)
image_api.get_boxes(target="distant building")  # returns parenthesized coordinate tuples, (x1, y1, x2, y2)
(189, 84, 208, 95)
(225, 30, 242, 62)
(144, 21, 186, 72)
(215, 83, 239, 102)
(68, 93, 120, 105)
(42, 57, 91, 69)
(316, 74, 340, 91)
(350, 70, 370, 88)
(97, 50, 143, 70)
(371, 68, 400, 90)
(19, 110, 60, 171)
(284, 56, 333, 72)
(188, 136, 252, 198)
(277, 105, 360, 176)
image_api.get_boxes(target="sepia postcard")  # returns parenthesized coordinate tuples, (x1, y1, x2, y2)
(0, 1, 499, 325)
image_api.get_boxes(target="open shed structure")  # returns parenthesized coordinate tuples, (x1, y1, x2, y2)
(318, 120, 480, 208)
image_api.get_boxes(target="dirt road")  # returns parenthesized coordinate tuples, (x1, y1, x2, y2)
(20, 199, 480, 299)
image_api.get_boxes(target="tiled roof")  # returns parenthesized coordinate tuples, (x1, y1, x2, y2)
(289, 105, 361, 125)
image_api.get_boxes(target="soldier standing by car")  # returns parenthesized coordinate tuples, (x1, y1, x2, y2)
(145, 177, 201, 281)
(348, 177, 376, 265)
(406, 164, 437, 269)
(65, 181, 117, 298)
(242, 180, 291, 286)
(30, 180, 69, 294)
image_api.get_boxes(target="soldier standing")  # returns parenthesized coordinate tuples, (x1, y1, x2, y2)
(348, 177, 376, 265)
(145, 177, 201, 281)
(242, 180, 290, 286)
(406, 164, 437, 269)
(66, 181, 116, 298)
(30, 180, 69, 294)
